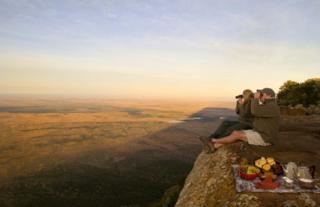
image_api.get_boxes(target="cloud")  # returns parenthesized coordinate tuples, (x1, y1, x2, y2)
(0, 0, 319, 99)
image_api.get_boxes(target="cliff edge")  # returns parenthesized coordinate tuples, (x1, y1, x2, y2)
(175, 115, 320, 207)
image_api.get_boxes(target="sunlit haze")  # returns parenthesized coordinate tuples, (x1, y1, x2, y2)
(1, 0, 319, 100)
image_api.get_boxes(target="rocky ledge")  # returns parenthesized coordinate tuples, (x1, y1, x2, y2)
(175, 115, 320, 207)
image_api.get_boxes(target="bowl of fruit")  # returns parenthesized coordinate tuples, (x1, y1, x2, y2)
(255, 157, 275, 171)
(255, 157, 283, 180)
(239, 165, 260, 180)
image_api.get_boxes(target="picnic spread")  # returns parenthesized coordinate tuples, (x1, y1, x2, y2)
(232, 156, 320, 193)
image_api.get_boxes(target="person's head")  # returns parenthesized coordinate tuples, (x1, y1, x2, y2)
(257, 88, 276, 101)
(242, 89, 253, 102)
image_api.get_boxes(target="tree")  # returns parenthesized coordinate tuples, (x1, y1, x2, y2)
(279, 80, 299, 91)
(301, 78, 320, 106)
(277, 80, 300, 106)
(277, 78, 320, 107)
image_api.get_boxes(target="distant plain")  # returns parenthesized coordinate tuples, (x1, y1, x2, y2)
(0, 97, 234, 207)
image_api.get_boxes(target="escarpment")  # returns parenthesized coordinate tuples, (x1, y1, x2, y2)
(175, 116, 320, 207)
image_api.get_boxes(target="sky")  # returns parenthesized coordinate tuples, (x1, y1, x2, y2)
(0, 0, 319, 100)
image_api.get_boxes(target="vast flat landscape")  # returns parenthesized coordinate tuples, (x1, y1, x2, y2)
(0, 97, 235, 207)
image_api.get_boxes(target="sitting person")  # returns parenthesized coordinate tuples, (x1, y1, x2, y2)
(209, 89, 254, 138)
(203, 88, 280, 151)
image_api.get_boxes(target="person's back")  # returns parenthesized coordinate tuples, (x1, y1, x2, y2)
(251, 98, 280, 144)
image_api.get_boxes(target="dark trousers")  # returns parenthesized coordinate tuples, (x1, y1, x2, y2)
(209, 120, 252, 138)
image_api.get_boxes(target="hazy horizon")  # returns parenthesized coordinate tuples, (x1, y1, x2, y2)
(0, 92, 235, 102)
(1, 0, 319, 99)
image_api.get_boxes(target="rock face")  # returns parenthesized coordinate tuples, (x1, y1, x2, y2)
(175, 116, 320, 207)
(175, 147, 319, 207)
(175, 145, 238, 207)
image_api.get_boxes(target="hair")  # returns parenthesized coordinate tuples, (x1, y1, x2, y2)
(242, 89, 254, 103)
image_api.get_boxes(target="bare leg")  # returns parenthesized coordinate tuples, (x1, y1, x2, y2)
(211, 131, 247, 145)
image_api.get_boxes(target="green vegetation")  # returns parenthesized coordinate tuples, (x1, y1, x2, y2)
(277, 78, 320, 107)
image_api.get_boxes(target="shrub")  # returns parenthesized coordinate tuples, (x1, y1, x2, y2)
(277, 78, 320, 107)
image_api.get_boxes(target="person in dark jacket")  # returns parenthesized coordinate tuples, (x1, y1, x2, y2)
(207, 88, 280, 150)
(209, 89, 254, 138)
